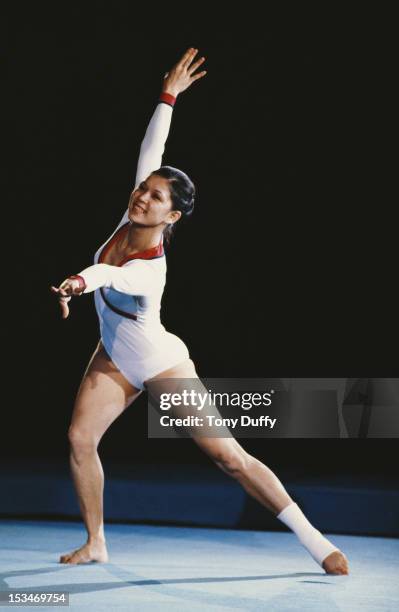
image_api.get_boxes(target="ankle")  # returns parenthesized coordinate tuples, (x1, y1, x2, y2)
(87, 533, 106, 545)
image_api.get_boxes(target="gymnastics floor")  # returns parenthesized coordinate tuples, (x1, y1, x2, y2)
(1, 519, 398, 611)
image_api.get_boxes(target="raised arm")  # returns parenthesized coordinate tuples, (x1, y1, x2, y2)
(133, 102, 173, 189)
(51, 48, 206, 319)
(113, 48, 206, 231)
(134, 47, 206, 189)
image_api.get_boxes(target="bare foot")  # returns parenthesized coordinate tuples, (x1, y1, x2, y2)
(59, 540, 109, 564)
(322, 550, 349, 575)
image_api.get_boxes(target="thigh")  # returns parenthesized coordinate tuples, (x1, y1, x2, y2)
(144, 358, 198, 384)
(70, 340, 142, 442)
(144, 357, 200, 423)
(145, 361, 236, 442)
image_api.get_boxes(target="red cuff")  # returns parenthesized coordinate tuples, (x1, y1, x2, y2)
(69, 274, 87, 295)
(159, 92, 176, 107)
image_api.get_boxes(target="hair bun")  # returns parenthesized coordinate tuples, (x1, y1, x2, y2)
(188, 195, 195, 213)
(152, 165, 196, 241)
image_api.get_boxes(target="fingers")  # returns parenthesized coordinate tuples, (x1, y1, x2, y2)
(52, 288, 69, 297)
(59, 295, 71, 319)
(190, 70, 207, 83)
(180, 47, 198, 69)
(60, 299, 70, 319)
(52, 288, 70, 298)
(187, 56, 206, 76)
(59, 282, 73, 296)
(51, 286, 71, 318)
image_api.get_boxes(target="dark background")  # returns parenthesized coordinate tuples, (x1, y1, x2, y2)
(3, 6, 397, 475)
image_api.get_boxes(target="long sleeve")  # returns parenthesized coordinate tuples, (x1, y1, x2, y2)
(113, 101, 174, 231)
(134, 102, 173, 188)
(78, 260, 163, 296)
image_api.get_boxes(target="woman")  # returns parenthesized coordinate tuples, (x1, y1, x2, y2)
(51, 48, 349, 575)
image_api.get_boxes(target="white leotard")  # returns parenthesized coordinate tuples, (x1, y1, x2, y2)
(76, 101, 190, 389)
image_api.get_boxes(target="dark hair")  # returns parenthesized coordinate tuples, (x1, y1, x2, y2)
(151, 165, 195, 244)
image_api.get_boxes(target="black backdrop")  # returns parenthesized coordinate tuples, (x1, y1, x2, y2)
(3, 5, 397, 474)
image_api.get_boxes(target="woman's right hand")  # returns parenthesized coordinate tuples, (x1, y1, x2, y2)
(50, 278, 81, 319)
(162, 47, 207, 98)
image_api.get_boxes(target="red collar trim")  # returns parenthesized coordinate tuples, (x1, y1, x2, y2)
(99, 223, 164, 267)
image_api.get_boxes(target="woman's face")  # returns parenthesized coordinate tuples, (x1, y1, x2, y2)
(128, 175, 181, 228)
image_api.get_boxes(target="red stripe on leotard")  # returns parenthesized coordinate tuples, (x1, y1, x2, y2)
(98, 222, 164, 320)
(98, 223, 164, 266)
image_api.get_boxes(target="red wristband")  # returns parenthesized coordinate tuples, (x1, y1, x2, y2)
(159, 92, 176, 107)
(68, 274, 87, 295)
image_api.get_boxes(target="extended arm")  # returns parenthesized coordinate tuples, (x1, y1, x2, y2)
(134, 101, 173, 190)
(51, 48, 206, 318)
(114, 48, 207, 230)
(113, 48, 206, 230)
(77, 260, 161, 295)
(50, 260, 162, 318)
(134, 47, 206, 188)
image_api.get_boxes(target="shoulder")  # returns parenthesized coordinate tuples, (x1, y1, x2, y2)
(123, 256, 166, 282)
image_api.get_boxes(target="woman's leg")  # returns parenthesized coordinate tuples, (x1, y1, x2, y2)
(145, 359, 349, 575)
(146, 359, 293, 513)
(60, 340, 142, 564)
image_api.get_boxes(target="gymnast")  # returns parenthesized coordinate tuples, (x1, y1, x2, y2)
(51, 48, 349, 575)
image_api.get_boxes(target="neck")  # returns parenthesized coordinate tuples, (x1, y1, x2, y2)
(124, 222, 164, 254)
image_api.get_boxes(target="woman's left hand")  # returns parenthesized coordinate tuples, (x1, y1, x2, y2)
(162, 47, 207, 98)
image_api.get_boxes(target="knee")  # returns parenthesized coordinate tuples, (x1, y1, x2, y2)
(214, 447, 254, 479)
(68, 426, 98, 455)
